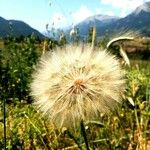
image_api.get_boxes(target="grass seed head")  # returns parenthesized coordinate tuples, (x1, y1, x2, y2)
(31, 45, 125, 128)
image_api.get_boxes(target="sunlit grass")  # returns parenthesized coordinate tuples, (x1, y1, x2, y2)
(0, 60, 150, 149)
(0, 36, 150, 149)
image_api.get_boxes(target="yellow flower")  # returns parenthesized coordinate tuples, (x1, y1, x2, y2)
(31, 45, 124, 128)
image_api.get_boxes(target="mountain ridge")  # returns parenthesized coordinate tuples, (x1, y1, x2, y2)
(0, 17, 44, 38)
(0, 1, 150, 38)
(70, 1, 150, 38)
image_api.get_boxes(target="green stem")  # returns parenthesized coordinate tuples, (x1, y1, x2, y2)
(66, 130, 82, 150)
(24, 113, 49, 150)
(80, 120, 90, 150)
(3, 98, 6, 150)
(134, 106, 140, 130)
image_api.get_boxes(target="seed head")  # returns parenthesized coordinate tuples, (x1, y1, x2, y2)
(31, 45, 124, 128)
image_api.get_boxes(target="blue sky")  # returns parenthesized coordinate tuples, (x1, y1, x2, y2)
(0, 0, 149, 32)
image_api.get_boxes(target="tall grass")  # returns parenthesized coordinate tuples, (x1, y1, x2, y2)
(0, 37, 150, 149)
(0, 61, 149, 150)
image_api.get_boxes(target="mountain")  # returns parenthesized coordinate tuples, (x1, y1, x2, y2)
(76, 15, 119, 33)
(0, 17, 44, 38)
(133, 1, 150, 15)
(69, 1, 150, 38)
(99, 1, 150, 36)
(74, 15, 119, 38)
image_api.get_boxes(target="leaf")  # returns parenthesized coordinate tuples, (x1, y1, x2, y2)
(85, 121, 105, 128)
(127, 97, 135, 106)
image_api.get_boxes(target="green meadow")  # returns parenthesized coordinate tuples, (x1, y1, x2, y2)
(0, 36, 150, 150)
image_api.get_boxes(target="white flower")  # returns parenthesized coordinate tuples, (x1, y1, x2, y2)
(70, 27, 77, 37)
(31, 45, 124, 128)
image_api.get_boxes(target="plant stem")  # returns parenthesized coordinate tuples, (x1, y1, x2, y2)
(66, 130, 82, 150)
(80, 120, 90, 150)
(3, 98, 6, 150)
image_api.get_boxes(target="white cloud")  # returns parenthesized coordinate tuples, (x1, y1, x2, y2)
(95, 8, 114, 16)
(50, 12, 67, 28)
(104, 11, 114, 16)
(101, 0, 144, 9)
(101, 0, 145, 17)
(72, 5, 93, 24)
(95, 8, 102, 14)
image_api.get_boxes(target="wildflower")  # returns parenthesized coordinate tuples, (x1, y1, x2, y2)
(31, 45, 124, 128)
(70, 26, 78, 37)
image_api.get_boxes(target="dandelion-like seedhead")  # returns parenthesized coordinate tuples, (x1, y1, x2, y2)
(31, 45, 124, 128)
